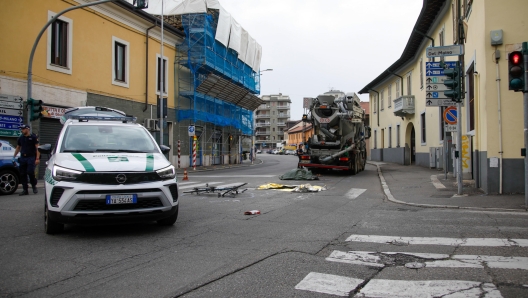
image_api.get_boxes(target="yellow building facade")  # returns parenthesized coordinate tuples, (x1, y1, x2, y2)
(0, 0, 182, 177)
(360, 0, 528, 194)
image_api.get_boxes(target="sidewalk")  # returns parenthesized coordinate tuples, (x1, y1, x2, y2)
(175, 158, 262, 174)
(370, 161, 528, 212)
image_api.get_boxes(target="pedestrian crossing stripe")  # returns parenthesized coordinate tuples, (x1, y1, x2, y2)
(357, 280, 501, 297)
(345, 188, 366, 199)
(346, 234, 528, 247)
(326, 250, 528, 270)
(294, 272, 363, 297)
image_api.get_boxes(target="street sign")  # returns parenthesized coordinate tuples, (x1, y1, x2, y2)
(425, 61, 463, 104)
(0, 94, 23, 103)
(0, 129, 21, 137)
(0, 122, 22, 130)
(426, 98, 461, 107)
(426, 45, 464, 58)
(188, 125, 195, 136)
(0, 100, 23, 110)
(0, 108, 23, 117)
(443, 106, 457, 125)
(445, 124, 457, 132)
(0, 115, 23, 123)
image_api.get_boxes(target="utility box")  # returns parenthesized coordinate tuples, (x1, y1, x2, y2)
(435, 147, 443, 169)
(429, 147, 437, 168)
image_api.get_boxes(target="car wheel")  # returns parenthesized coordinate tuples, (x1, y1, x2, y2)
(45, 202, 64, 234)
(0, 169, 19, 195)
(157, 205, 179, 226)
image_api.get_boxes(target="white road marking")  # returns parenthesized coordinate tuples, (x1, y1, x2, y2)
(187, 175, 275, 178)
(345, 188, 367, 200)
(345, 234, 528, 247)
(178, 181, 199, 185)
(355, 280, 502, 298)
(326, 250, 528, 270)
(295, 272, 363, 297)
(178, 182, 222, 190)
(431, 175, 446, 189)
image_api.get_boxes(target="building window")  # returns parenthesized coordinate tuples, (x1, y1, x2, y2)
(47, 11, 73, 74)
(406, 73, 412, 96)
(420, 57, 424, 89)
(156, 54, 168, 95)
(374, 130, 377, 149)
(388, 84, 392, 108)
(380, 91, 384, 111)
(396, 124, 400, 147)
(388, 126, 392, 148)
(396, 79, 400, 98)
(112, 37, 129, 88)
(439, 29, 445, 62)
(421, 112, 426, 144)
(373, 96, 377, 113)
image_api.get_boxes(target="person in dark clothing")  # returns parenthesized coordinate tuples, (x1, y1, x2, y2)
(13, 124, 40, 195)
(297, 144, 304, 167)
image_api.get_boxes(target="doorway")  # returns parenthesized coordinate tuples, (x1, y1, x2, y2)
(410, 126, 416, 164)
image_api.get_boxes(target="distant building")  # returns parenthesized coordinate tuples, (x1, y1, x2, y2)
(286, 121, 313, 148)
(254, 94, 291, 149)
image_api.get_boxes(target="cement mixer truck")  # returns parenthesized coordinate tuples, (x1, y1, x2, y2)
(298, 90, 371, 174)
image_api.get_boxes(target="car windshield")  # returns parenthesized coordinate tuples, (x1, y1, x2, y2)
(60, 124, 159, 153)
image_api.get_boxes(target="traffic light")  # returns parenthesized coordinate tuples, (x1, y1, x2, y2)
(508, 51, 524, 91)
(133, 0, 148, 9)
(27, 98, 43, 121)
(443, 62, 461, 102)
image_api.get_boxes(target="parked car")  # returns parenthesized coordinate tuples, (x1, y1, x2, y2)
(285, 150, 296, 155)
(0, 140, 20, 195)
(266, 149, 273, 154)
(271, 149, 280, 154)
(256, 149, 262, 153)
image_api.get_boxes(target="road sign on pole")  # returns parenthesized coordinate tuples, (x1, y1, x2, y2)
(426, 45, 464, 58)
(443, 106, 457, 125)
(188, 125, 195, 136)
(425, 62, 463, 106)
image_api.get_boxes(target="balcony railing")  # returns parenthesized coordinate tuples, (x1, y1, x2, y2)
(277, 123, 286, 126)
(256, 122, 270, 127)
(256, 131, 269, 135)
(256, 114, 270, 119)
(393, 95, 415, 117)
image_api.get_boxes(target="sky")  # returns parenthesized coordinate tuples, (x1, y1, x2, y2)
(142, 0, 424, 120)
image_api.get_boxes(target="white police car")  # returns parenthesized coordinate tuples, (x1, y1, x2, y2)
(39, 107, 178, 234)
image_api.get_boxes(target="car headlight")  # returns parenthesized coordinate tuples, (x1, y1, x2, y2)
(53, 165, 83, 181)
(156, 165, 176, 180)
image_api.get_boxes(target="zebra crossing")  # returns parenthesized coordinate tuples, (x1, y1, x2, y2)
(295, 234, 528, 297)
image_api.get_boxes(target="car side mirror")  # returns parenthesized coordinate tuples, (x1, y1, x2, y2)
(160, 145, 170, 154)
(38, 144, 52, 155)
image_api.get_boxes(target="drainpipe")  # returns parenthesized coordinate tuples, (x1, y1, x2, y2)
(474, 71, 480, 188)
(414, 30, 435, 62)
(387, 70, 404, 96)
(144, 20, 157, 112)
(494, 49, 503, 194)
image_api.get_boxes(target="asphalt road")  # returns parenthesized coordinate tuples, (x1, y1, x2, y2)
(0, 154, 527, 297)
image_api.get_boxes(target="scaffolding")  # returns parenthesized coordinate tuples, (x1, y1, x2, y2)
(176, 12, 261, 167)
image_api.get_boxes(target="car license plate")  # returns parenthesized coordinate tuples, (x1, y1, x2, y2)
(299, 160, 310, 164)
(106, 194, 137, 205)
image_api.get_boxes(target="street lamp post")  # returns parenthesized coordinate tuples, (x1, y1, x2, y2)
(259, 68, 273, 75)
(26, 0, 117, 127)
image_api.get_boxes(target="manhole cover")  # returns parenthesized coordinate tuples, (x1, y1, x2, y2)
(405, 262, 425, 269)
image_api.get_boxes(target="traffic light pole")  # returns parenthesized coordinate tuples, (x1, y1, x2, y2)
(523, 42, 528, 207)
(26, 0, 117, 127)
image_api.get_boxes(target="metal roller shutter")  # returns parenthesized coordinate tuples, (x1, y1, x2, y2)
(37, 118, 62, 179)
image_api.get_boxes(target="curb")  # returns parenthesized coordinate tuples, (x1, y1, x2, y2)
(369, 161, 528, 212)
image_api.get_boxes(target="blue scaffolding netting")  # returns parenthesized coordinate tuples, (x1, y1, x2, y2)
(177, 13, 259, 135)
